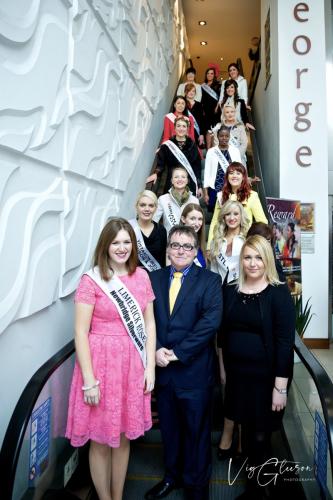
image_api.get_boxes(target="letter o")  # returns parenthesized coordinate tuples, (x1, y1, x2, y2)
(293, 35, 311, 55)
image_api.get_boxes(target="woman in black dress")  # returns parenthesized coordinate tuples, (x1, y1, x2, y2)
(146, 116, 202, 197)
(129, 190, 167, 271)
(201, 67, 221, 148)
(219, 235, 295, 498)
(219, 80, 254, 131)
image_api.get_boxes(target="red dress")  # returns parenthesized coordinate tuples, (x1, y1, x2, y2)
(66, 267, 155, 448)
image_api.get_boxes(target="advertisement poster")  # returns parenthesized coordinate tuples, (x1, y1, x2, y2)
(300, 203, 315, 254)
(266, 197, 302, 299)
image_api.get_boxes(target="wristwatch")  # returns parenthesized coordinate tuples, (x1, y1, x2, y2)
(274, 386, 287, 395)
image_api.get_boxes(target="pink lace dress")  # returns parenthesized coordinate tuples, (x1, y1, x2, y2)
(66, 267, 155, 448)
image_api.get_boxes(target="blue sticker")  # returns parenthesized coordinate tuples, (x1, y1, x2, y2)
(29, 398, 51, 485)
(314, 410, 327, 496)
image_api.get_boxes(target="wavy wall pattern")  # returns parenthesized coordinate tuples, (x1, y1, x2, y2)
(0, 0, 188, 334)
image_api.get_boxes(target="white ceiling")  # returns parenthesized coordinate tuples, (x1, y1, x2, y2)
(181, 0, 261, 81)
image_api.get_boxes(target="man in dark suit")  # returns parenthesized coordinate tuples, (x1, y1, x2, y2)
(145, 225, 223, 500)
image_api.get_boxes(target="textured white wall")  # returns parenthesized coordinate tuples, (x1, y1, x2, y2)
(0, 0, 189, 445)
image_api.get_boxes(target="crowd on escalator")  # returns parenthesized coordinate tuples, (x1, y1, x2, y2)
(65, 63, 296, 500)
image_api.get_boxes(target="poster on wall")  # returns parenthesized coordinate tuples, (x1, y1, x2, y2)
(264, 8, 271, 89)
(266, 197, 302, 299)
(300, 203, 315, 254)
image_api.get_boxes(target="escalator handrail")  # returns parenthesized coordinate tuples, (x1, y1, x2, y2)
(0, 340, 75, 500)
(294, 334, 333, 478)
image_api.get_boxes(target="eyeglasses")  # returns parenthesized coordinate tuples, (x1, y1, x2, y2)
(169, 242, 195, 251)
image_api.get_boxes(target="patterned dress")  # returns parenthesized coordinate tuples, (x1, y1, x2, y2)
(66, 267, 155, 448)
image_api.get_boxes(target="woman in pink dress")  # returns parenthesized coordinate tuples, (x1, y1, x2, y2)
(66, 218, 156, 500)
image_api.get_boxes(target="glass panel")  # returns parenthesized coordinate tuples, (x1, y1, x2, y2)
(13, 354, 75, 500)
(283, 359, 333, 499)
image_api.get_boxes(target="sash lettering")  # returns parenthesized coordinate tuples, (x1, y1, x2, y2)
(163, 140, 198, 191)
(86, 268, 147, 367)
(187, 110, 200, 136)
(166, 202, 178, 228)
(214, 147, 230, 172)
(129, 219, 161, 272)
(201, 83, 218, 101)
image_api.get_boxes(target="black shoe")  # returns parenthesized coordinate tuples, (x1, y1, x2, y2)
(217, 444, 233, 461)
(145, 480, 176, 499)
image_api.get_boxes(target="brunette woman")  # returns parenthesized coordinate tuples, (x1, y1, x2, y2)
(283, 222, 301, 259)
(153, 166, 199, 234)
(129, 190, 167, 271)
(201, 67, 221, 148)
(219, 62, 248, 105)
(66, 218, 156, 500)
(219, 235, 295, 498)
(184, 82, 206, 148)
(147, 116, 202, 196)
(208, 162, 267, 248)
(180, 203, 207, 267)
(219, 80, 254, 130)
(162, 95, 195, 142)
(177, 66, 202, 102)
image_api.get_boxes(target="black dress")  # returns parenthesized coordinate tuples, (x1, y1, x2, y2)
(156, 136, 202, 194)
(201, 82, 221, 129)
(219, 284, 295, 432)
(141, 221, 167, 269)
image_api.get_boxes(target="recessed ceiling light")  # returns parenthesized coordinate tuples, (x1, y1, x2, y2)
(198, 21, 207, 26)
(200, 41, 208, 46)
(220, 57, 224, 61)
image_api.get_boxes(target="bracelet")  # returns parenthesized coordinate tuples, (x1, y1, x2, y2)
(82, 380, 100, 391)
(274, 385, 287, 395)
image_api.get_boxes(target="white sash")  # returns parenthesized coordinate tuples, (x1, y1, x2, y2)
(229, 134, 239, 149)
(187, 110, 200, 136)
(165, 201, 178, 229)
(129, 219, 161, 272)
(163, 140, 198, 191)
(194, 257, 202, 267)
(215, 253, 239, 283)
(85, 267, 147, 367)
(214, 147, 229, 172)
(201, 83, 218, 101)
(166, 112, 176, 123)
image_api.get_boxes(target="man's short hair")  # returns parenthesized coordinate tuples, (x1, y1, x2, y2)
(185, 67, 196, 75)
(167, 225, 198, 248)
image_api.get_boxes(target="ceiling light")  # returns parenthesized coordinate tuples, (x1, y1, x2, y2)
(200, 41, 208, 46)
(198, 21, 207, 26)
(220, 57, 224, 61)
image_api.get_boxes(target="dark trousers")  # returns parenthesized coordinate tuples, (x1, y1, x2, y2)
(156, 382, 213, 496)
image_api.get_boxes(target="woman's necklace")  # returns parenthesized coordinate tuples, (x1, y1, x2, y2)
(176, 138, 186, 150)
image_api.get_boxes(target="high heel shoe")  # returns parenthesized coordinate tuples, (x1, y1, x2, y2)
(217, 444, 233, 461)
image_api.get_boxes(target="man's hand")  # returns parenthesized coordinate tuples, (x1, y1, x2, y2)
(156, 347, 173, 367)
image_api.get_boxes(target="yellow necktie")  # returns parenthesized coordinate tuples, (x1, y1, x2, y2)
(169, 272, 183, 313)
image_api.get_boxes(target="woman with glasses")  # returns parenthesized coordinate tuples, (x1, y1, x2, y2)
(66, 218, 156, 500)
(153, 166, 199, 235)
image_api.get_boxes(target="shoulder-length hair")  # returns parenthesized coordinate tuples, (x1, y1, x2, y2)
(172, 95, 189, 117)
(221, 79, 240, 108)
(222, 162, 251, 204)
(238, 235, 281, 289)
(184, 82, 196, 95)
(93, 218, 138, 280)
(180, 203, 206, 255)
(211, 200, 249, 257)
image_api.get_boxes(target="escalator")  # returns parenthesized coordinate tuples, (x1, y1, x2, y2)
(1, 62, 333, 500)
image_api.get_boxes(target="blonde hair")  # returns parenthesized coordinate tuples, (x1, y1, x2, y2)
(180, 203, 206, 255)
(221, 105, 241, 126)
(238, 235, 281, 289)
(211, 200, 249, 257)
(135, 189, 158, 208)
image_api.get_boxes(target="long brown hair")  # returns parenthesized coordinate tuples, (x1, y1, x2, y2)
(93, 218, 138, 280)
(222, 162, 251, 203)
(180, 203, 206, 255)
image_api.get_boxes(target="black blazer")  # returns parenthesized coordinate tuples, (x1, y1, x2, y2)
(150, 265, 223, 389)
(219, 283, 295, 379)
